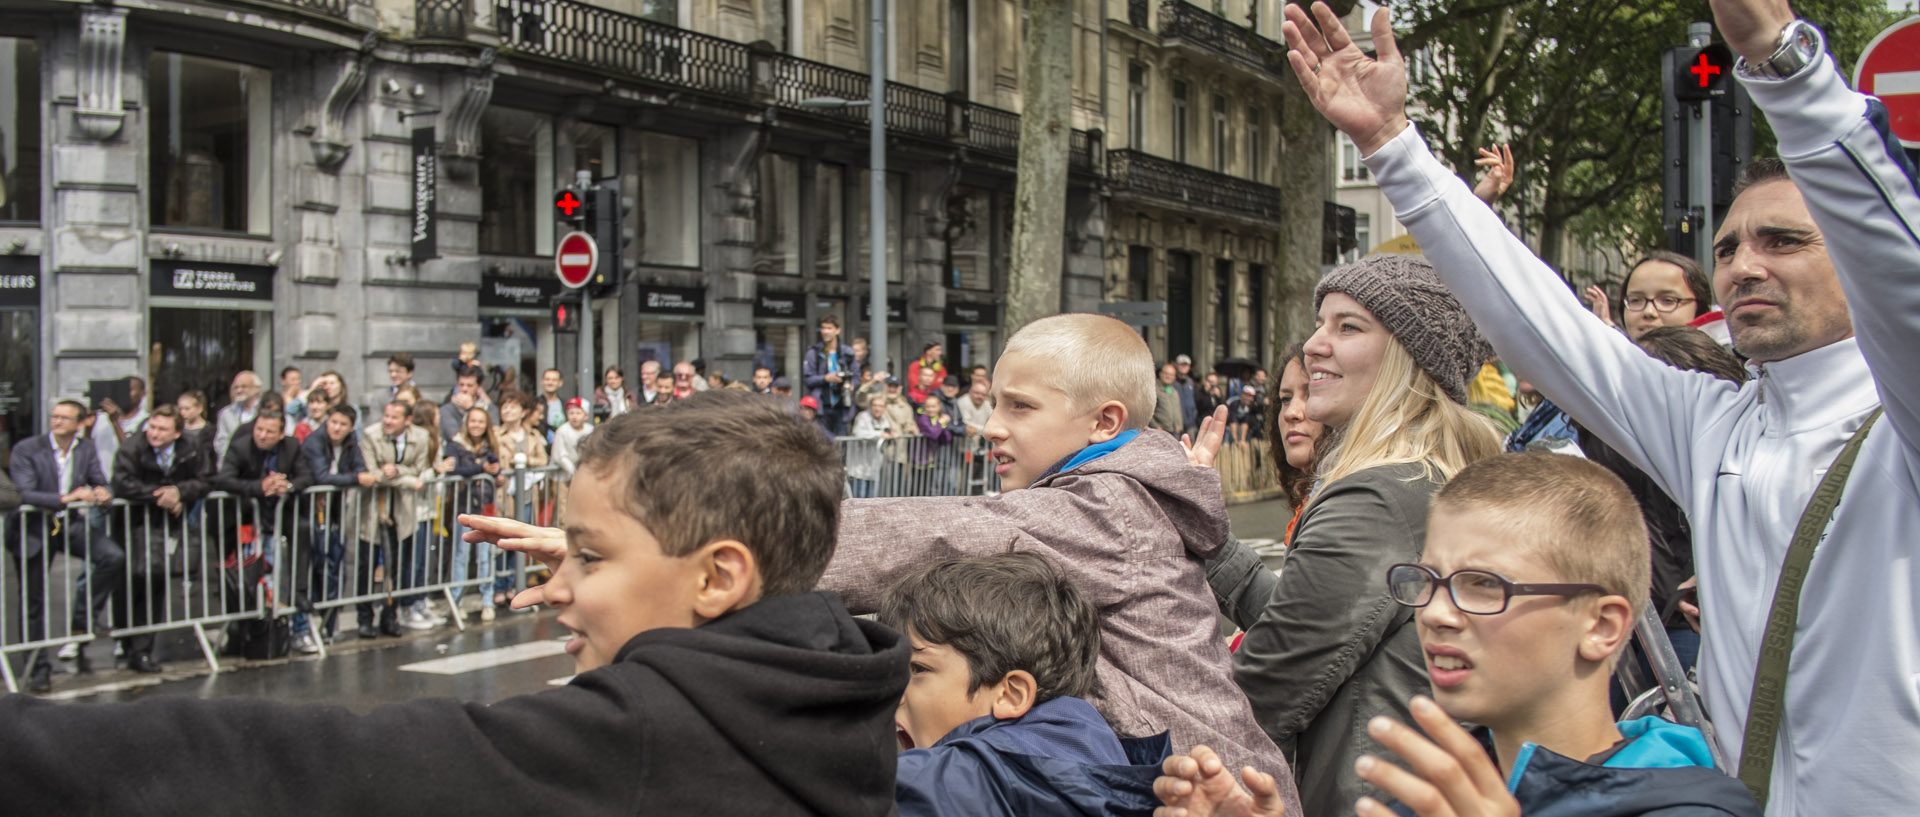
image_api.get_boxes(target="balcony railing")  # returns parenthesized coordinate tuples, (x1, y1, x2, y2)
(1156, 1, 1289, 79)
(1108, 149, 1281, 220)
(495, 0, 753, 96)
(416, 0, 467, 38)
(963, 104, 1021, 155)
(278, 0, 354, 21)
(765, 55, 951, 140)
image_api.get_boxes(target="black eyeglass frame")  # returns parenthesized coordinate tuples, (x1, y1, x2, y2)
(1385, 563, 1612, 615)
(1622, 295, 1697, 313)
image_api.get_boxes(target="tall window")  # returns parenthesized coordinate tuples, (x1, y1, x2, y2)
(1351, 213, 1371, 262)
(1127, 62, 1147, 151)
(1247, 263, 1266, 362)
(947, 187, 993, 290)
(638, 133, 700, 267)
(568, 121, 617, 180)
(1126, 245, 1150, 302)
(1171, 80, 1190, 163)
(755, 153, 801, 275)
(1211, 94, 1229, 173)
(1213, 259, 1232, 357)
(478, 107, 553, 256)
(0, 37, 40, 224)
(149, 52, 271, 234)
(1246, 107, 1264, 182)
(814, 162, 845, 277)
(1340, 135, 1370, 182)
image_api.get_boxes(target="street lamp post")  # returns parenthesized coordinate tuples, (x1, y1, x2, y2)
(797, 0, 888, 379)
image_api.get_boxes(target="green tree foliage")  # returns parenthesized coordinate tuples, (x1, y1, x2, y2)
(1389, 0, 1900, 286)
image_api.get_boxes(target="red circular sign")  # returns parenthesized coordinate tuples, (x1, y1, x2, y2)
(1855, 17, 1920, 148)
(555, 231, 598, 289)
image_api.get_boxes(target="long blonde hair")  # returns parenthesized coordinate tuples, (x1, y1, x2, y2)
(1315, 337, 1503, 491)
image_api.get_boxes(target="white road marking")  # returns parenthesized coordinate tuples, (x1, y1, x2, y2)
(1873, 70, 1920, 96)
(400, 640, 569, 675)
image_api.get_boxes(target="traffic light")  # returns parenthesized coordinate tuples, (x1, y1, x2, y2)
(586, 180, 633, 299)
(553, 187, 591, 229)
(1662, 40, 1751, 259)
(553, 297, 580, 333)
(1675, 43, 1734, 101)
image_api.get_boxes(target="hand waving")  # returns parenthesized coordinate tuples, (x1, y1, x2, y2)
(1283, 3, 1410, 156)
(1583, 285, 1616, 328)
(1471, 145, 1515, 204)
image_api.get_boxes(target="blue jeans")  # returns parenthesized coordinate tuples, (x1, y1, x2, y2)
(289, 527, 346, 637)
(848, 478, 875, 499)
(450, 518, 491, 605)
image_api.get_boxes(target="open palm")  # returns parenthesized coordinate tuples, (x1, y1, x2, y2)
(1282, 2, 1410, 156)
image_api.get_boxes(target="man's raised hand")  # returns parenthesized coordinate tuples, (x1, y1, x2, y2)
(1282, 2, 1410, 156)
(459, 514, 567, 609)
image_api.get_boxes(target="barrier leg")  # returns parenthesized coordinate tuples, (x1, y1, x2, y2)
(192, 621, 221, 673)
(443, 587, 466, 632)
(1, 654, 17, 694)
(308, 616, 329, 659)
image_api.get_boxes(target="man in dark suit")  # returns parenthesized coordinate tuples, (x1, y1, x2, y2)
(8, 400, 124, 693)
(214, 411, 312, 550)
(111, 405, 211, 673)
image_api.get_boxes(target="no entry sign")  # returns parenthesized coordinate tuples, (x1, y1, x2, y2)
(1855, 17, 1920, 148)
(555, 231, 598, 290)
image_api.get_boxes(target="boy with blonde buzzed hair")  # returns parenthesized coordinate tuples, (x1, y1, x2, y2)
(820, 312, 1301, 812)
(1156, 453, 1759, 817)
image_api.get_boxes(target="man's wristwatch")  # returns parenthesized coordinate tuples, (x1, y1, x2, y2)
(1736, 19, 1824, 81)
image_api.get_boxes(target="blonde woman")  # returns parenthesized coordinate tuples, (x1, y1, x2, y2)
(1207, 254, 1502, 817)
(441, 406, 502, 620)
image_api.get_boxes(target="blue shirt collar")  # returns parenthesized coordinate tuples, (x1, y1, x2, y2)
(1038, 430, 1140, 483)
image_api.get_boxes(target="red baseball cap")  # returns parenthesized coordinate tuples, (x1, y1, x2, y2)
(564, 398, 586, 411)
(799, 395, 820, 410)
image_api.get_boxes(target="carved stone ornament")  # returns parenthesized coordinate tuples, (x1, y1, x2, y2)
(75, 7, 128, 140)
(309, 33, 377, 170)
(440, 48, 495, 181)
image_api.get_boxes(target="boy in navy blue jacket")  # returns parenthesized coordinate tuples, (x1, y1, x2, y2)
(1156, 453, 1760, 817)
(881, 551, 1168, 817)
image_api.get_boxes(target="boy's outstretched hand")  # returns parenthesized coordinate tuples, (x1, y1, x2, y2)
(1181, 404, 1231, 468)
(1282, 2, 1409, 156)
(1154, 744, 1288, 817)
(1353, 697, 1519, 817)
(459, 514, 567, 609)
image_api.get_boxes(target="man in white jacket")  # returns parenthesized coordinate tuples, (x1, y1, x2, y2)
(1279, 1, 1918, 813)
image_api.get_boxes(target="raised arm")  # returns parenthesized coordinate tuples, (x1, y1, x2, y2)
(1283, 2, 1741, 506)
(1727, 18, 1920, 459)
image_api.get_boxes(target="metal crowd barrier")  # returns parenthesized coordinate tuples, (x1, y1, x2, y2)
(0, 465, 566, 692)
(1215, 437, 1280, 499)
(836, 433, 1000, 498)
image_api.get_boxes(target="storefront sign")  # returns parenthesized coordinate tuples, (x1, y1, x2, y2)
(149, 261, 275, 301)
(637, 285, 705, 316)
(944, 301, 997, 327)
(753, 291, 805, 321)
(0, 257, 37, 308)
(412, 126, 439, 261)
(479, 273, 561, 310)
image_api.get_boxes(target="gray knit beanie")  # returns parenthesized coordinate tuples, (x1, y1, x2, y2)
(1313, 255, 1491, 404)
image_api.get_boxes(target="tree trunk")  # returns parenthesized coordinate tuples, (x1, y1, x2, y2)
(1274, 76, 1329, 357)
(1004, 0, 1072, 334)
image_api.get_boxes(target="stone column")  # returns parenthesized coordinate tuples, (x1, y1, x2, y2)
(47, 8, 145, 398)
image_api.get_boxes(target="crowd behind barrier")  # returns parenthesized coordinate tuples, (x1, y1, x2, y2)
(10, 423, 1223, 689)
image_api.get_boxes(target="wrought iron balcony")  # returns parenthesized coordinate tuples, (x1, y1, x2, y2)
(1128, 0, 1150, 29)
(495, 0, 753, 96)
(416, 0, 467, 39)
(1156, 1, 1289, 79)
(962, 103, 1094, 171)
(274, 0, 355, 22)
(1108, 149, 1280, 221)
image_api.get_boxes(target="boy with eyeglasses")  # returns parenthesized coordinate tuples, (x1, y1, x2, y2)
(1155, 453, 1760, 817)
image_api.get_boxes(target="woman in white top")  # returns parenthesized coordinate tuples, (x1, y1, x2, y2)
(846, 394, 895, 498)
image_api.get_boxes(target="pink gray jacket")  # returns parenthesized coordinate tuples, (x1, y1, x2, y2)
(819, 430, 1298, 811)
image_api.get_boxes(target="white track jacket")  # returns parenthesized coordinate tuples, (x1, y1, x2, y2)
(1362, 53, 1919, 816)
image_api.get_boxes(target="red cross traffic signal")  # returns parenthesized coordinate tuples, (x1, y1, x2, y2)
(553, 190, 587, 225)
(1677, 43, 1734, 101)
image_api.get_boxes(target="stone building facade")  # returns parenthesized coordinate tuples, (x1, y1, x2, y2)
(0, 0, 1308, 440)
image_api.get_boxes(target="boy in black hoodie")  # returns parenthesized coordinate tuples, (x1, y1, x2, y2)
(0, 392, 909, 817)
